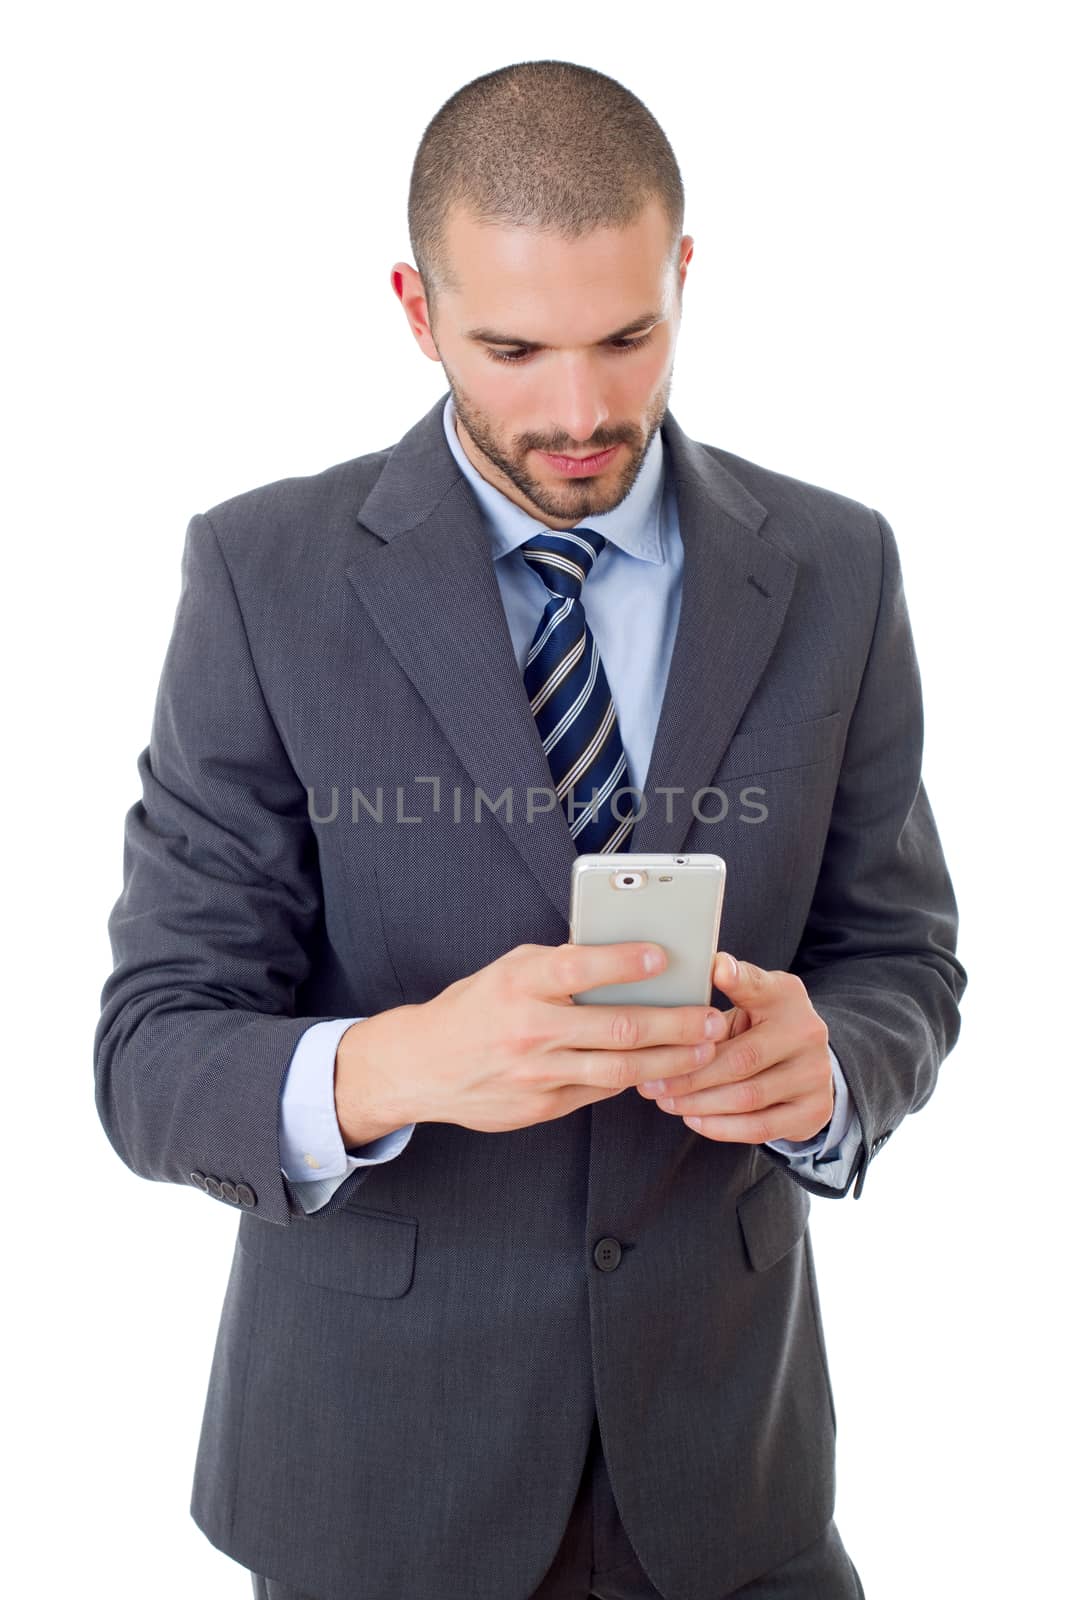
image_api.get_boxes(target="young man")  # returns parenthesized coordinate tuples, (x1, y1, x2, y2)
(95, 59, 965, 1600)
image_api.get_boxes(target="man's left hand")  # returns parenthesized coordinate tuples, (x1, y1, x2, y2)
(636, 951, 834, 1143)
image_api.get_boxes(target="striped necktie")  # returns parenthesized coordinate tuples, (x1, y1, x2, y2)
(521, 527, 636, 854)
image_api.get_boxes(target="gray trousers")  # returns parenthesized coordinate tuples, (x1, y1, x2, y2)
(248, 1413, 865, 1600)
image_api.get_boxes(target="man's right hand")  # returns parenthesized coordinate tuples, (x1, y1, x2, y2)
(334, 940, 722, 1141)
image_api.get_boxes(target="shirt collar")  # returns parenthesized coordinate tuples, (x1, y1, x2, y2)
(442, 390, 666, 565)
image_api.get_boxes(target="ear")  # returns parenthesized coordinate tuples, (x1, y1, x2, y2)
(676, 234, 695, 295)
(390, 262, 441, 363)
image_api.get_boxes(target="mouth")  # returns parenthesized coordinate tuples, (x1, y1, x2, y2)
(537, 444, 621, 477)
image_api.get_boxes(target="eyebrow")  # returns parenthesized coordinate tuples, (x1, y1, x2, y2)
(463, 310, 666, 349)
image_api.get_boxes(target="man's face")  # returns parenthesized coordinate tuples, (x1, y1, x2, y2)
(392, 199, 693, 530)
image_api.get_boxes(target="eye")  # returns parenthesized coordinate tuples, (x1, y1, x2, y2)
(485, 332, 654, 365)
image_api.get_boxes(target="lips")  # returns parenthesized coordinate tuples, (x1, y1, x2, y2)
(538, 445, 620, 477)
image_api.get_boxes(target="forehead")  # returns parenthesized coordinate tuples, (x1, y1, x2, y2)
(441, 198, 672, 333)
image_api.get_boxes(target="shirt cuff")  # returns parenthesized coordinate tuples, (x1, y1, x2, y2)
(288, 1125, 417, 1213)
(278, 1017, 365, 1181)
(279, 1017, 417, 1213)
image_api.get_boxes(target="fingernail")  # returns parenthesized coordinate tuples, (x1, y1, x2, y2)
(644, 946, 666, 972)
(705, 1012, 725, 1037)
(641, 1080, 666, 1094)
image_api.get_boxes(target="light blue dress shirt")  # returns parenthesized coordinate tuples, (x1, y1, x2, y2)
(281, 394, 864, 1212)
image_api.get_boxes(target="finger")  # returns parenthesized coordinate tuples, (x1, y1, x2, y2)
(636, 1018, 794, 1098)
(680, 1097, 831, 1142)
(712, 953, 800, 1025)
(547, 939, 668, 1000)
(701, 1017, 784, 1083)
(721, 1005, 752, 1038)
(655, 1058, 809, 1116)
(566, 999, 724, 1059)
(568, 1034, 720, 1094)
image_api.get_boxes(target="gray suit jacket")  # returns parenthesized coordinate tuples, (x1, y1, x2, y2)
(94, 392, 966, 1600)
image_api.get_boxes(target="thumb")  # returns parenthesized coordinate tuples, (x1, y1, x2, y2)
(713, 952, 774, 1027)
(713, 951, 766, 1002)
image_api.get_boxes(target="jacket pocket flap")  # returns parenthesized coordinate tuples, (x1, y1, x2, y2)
(239, 1203, 417, 1298)
(736, 1166, 811, 1271)
(715, 710, 842, 784)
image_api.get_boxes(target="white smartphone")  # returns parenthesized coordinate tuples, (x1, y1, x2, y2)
(568, 852, 727, 1007)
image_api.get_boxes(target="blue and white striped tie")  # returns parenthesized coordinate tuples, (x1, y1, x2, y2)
(521, 527, 636, 854)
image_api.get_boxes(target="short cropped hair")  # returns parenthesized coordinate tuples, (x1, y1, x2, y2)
(407, 60, 685, 324)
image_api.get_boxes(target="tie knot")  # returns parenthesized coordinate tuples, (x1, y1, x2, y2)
(521, 527, 606, 601)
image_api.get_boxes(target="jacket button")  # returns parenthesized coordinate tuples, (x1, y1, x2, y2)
(205, 1176, 223, 1198)
(236, 1184, 257, 1208)
(221, 1181, 238, 1203)
(593, 1237, 623, 1272)
(189, 1171, 207, 1190)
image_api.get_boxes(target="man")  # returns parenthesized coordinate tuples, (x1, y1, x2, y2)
(94, 59, 965, 1600)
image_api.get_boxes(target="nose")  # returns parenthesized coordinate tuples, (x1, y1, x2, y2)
(546, 363, 611, 451)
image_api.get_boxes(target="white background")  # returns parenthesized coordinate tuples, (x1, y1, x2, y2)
(6, 3, 1063, 1595)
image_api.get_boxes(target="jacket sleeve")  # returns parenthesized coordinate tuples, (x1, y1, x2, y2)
(93, 511, 392, 1227)
(767, 507, 967, 1201)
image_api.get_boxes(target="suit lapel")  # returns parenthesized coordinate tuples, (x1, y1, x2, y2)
(628, 436, 798, 858)
(346, 394, 797, 926)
